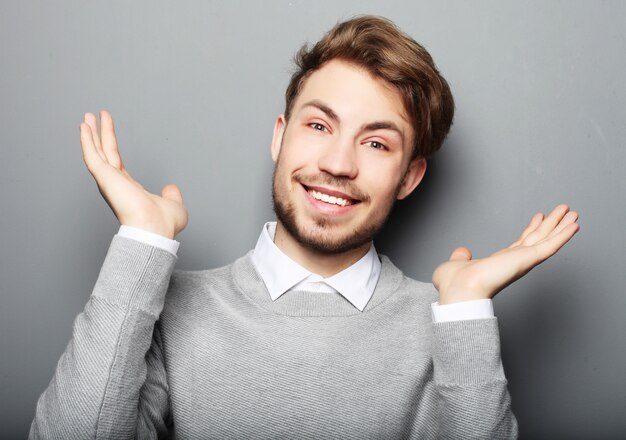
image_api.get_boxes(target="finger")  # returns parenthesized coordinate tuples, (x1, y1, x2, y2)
(509, 212, 544, 248)
(100, 110, 123, 169)
(161, 184, 188, 231)
(84, 112, 106, 162)
(535, 222, 580, 261)
(80, 122, 104, 173)
(545, 210, 579, 241)
(523, 204, 570, 245)
(161, 184, 184, 205)
(449, 246, 472, 261)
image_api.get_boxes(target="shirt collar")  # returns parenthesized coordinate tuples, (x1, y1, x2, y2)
(251, 222, 381, 311)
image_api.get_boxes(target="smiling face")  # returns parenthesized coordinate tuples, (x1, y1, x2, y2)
(271, 60, 427, 258)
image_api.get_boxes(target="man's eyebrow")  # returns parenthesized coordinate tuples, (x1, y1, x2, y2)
(301, 100, 405, 144)
(362, 121, 405, 144)
(301, 100, 340, 123)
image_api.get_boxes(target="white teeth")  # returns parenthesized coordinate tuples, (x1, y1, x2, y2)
(309, 190, 352, 207)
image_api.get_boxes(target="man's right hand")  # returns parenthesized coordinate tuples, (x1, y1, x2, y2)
(80, 110, 188, 239)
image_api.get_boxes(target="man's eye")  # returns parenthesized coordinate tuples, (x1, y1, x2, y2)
(366, 141, 386, 150)
(309, 123, 327, 132)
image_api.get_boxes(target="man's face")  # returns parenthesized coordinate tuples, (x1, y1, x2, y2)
(271, 60, 426, 255)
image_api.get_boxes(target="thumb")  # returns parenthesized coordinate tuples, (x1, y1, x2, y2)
(449, 246, 472, 261)
(161, 184, 183, 204)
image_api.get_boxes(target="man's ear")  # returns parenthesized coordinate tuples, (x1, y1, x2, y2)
(271, 114, 287, 162)
(397, 158, 427, 200)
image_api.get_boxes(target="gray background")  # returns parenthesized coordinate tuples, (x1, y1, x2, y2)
(1, 0, 624, 438)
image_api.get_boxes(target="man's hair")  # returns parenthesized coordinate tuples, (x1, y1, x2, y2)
(284, 15, 454, 159)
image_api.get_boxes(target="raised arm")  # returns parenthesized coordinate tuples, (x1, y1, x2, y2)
(429, 205, 579, 438)
(30, 111, 185, 439)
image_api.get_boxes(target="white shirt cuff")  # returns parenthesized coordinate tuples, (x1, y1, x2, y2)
(431, 299, 494, 323)
(117, 225, 180, 256)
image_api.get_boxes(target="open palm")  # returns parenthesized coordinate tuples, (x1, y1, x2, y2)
(432, 205, 579, 304)
(80, 111, 188, 239)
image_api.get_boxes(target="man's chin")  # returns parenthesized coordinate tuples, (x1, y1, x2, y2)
(299, 235, 369, 255)
(285, 220, 373, 255)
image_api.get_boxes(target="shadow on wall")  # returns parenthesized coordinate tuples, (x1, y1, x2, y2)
(499, 271, 586, 440)
(376, 149, 446, 261)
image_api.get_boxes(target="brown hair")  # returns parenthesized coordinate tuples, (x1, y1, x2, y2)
(284, 15, 454, 159)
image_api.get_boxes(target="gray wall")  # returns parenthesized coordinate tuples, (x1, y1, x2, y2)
(1, 1, 625, 438)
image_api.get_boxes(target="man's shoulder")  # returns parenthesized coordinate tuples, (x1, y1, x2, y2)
(169, 251, 252, 290)
(398, 274, 439, 306)
(378, 255, 438, 306)
(157, 252, 261, 341)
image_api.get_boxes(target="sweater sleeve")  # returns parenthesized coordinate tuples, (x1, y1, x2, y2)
(29, 236, 177, 439)
(432, 318, 519, 439)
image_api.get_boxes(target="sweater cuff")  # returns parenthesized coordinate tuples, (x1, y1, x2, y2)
(432, 318, 506, 385)
(117, 225, 180, 256)
(92, 235, 177, 317)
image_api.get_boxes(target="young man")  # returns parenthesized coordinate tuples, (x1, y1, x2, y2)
(31, 16, 578, 439)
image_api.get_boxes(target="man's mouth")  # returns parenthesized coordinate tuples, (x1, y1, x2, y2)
(308, 189, 353, 206)
(303, 185, 360, 207)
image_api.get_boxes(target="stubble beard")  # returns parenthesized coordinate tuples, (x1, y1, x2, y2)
(271, 164, 400, 255)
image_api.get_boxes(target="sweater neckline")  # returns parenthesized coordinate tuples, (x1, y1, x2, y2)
(231, 251, 404, 317)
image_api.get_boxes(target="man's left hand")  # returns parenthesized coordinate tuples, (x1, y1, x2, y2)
(432, 204, 579, 305)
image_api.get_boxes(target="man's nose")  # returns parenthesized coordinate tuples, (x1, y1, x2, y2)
(318, 138, 358, 179)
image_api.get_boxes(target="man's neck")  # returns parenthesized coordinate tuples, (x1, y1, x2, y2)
(273, 222, 371, 278)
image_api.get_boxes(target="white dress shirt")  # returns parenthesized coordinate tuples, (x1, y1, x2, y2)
(251, 222, 380, 311)
(117, 223, 494, 322)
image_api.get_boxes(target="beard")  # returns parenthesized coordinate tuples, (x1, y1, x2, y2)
(272, 164, 401, 255)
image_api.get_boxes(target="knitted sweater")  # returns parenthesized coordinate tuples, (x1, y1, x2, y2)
(30, 236, 518, 439)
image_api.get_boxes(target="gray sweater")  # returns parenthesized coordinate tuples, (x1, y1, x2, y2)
(30, 236, 518, 439)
